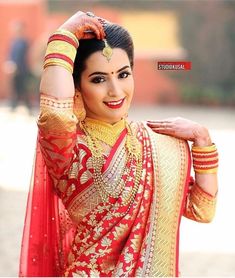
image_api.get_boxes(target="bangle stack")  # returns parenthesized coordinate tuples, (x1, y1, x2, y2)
(44, 29, 79, 73)
(192, 144, 219, 174)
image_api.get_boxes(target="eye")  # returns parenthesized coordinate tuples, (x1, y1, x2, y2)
(91, 76, 105, 84)
(118, 71, 131, 79)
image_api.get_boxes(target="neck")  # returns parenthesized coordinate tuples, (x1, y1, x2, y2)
(81, 117, 127, 147)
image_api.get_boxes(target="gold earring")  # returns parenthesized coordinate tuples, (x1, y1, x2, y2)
(74, 90, 86, 121)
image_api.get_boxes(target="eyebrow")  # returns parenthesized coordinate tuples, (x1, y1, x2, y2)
(88, 65, 130, 77)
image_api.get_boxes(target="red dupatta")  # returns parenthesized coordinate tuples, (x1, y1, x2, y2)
(19, 137, 76, 277)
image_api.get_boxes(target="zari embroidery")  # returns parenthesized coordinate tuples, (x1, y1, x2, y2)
(34, 111, 217, 277)
(142, 125, 188, 277)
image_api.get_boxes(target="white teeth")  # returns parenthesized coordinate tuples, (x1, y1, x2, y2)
(106, 99, 123, 106)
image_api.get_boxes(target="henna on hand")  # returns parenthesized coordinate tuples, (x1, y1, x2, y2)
(59, 11, 106, 40)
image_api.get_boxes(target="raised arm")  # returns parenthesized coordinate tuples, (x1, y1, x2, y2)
(38, 12, 105, 186)
(40, 11, 105, 99)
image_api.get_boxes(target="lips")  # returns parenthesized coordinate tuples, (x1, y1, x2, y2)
(104, 98, 125, 109)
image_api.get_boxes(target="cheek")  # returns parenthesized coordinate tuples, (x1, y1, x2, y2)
(81, 87, 104, 107)
(125, 78, 134, 97)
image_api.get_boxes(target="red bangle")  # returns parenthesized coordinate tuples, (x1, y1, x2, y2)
(192, 144, 219, 174)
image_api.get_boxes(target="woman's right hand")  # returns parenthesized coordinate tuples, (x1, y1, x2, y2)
(59, 11, 105, 40)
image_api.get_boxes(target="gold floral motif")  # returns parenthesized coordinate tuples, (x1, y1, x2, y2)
(130, 234, 142, 253)
(57, 179, 67, 193)
(101, 237, 112, 247)
(124, 249, 134, 264)
(113, 223, 129, 240)
(100, 257, 116, 274)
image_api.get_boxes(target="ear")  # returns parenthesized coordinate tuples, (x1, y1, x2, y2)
(75, 88, 81, 95)
(74, 90, 86, 121)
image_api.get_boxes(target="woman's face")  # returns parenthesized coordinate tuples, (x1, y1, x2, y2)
(79, 48, 134, 124)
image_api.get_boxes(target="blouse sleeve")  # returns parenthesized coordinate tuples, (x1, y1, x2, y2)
(37, 93, 78, 188)
(183, 177, 217, 223)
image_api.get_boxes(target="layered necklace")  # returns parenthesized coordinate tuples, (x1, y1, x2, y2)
(80, 118, 143, 206)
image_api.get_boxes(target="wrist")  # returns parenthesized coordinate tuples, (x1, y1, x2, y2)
(58, 25, 82, 40)
(193, 125, 212, 147)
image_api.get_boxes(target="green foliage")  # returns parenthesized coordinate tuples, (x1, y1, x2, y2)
(178, 2, 235, 106)
(181, 84, 235, 106)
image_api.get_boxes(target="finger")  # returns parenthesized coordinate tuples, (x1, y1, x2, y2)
(82, 32, 96, 40)
(147, 122, 171, 129)
(86, 18, 105, 39)
(151, 127, 176, 135)
(84, 26, 101, 39)
(147, 120, 172, 124)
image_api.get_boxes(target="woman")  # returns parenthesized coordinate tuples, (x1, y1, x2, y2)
(19, 11, 218, 277)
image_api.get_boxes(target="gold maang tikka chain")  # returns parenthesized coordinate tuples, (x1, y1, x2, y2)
(102, 39, 113, 62)
(80, 120, 142, 205)
(94, 16, 113, 62)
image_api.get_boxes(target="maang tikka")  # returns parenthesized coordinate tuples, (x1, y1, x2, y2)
(96, 16, 113, 62)
(102, 39, 113, 62)
(86, 12, 113, 62)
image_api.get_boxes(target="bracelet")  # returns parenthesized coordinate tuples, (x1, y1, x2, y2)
(192, 143, 219, 174)
(44, 29, 79, 73)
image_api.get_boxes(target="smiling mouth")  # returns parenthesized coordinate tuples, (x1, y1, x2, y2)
(104, 98, 125, 109)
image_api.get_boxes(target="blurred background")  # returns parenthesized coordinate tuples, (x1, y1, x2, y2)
(0, 0, 235, 276)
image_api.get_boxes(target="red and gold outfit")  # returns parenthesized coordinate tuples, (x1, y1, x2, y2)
(19, 95, 216, 277)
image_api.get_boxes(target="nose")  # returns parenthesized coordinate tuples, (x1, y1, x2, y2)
(107, 78, 123, 98)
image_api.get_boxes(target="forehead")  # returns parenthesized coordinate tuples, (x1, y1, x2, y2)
(83, 48, 130, 74)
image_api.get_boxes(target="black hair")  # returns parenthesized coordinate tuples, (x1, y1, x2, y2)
(73, 23, 134, 89)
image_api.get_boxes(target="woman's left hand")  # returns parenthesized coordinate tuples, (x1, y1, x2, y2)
(147, 117, 212, 146)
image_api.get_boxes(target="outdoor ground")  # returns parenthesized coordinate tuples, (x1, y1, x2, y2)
(0, 104, 235, 277)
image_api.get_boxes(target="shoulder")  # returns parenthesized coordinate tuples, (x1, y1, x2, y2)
(135, 120, 190, 153)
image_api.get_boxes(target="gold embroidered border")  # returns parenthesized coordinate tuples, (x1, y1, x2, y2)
(67, 185, 101, 224)
(40, 94, 74, 109)
(38, 95, 78, 135)
(143, 124, 189, 277)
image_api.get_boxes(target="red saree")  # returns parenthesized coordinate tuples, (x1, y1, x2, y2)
(19, 98, 216, 277)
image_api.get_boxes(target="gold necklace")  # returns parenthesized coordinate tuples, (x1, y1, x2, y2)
(81, 117, 126, 147)
(80, 118, 142, 205)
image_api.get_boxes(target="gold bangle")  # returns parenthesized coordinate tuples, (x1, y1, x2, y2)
(192, 143, 219, 174)
(55, 29, 79, 46)
(44, 42, 76, 73)
(44, 58, 73, 73)
(194, 168, 218, 174)
(192, 143, 217, 152)
(46, 40, 77, 59)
